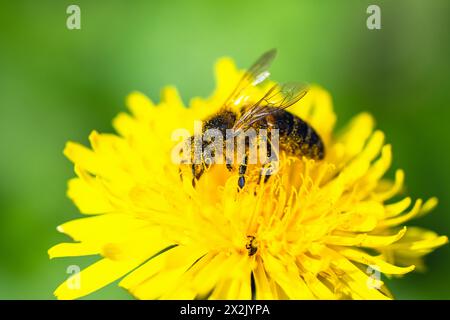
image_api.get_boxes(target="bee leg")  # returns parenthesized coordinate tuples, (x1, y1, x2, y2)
(256, 139, 278, 186)
(226, 154, 234, 171)
(191, 164, 197, 187)
(238, 154, 248, 190)
(191, 163, 204, 188)
(256, 163, 272, 185)
(263, 159, 279, 184)
(178, 158, 189, 182)
(225, 145, 235, 171)
(178, 168, 183, 181)
(263, 171, 272, 184)
(225, 136, 235, 171)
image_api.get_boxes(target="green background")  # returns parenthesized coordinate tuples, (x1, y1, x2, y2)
(0, 0, 449, 299)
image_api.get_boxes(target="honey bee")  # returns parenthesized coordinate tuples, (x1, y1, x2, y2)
(181, 49, 325, 188)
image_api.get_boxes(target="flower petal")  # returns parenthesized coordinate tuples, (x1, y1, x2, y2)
(337, 247, 415, 275)
(54, 258, 144, 300)
(325, 227, 407, 247)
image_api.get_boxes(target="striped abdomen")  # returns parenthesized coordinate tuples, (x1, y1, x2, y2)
(263, 108, 325, 160)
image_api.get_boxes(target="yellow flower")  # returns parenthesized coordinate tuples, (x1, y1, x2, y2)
(49, 57, 447, 300)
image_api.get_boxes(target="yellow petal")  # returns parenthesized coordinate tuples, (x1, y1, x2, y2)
(54, 258, 144, 300)
(64, 141, 99, 174)
(112, 112, 136, 138)
(378, 200, 422, 228)
(389, 227, 448, 252)
(101, 228, 173, 261)
(372, 169, 404, 201)
(303, 272, 336, 299)
(263, 254, 315, 299)
(384, 197, 411, 218)
(333, 112, 375, 164)
(126, 91, 155, 120)
(253, 259, 276, 300)
(337, 247, 415, 275)
(161, 86, 185, 109)
(67, 166, 113, 214)
(57, 213, 148, 243)
(48, 242, 99, 258)
(325, 227, 407, 247)
(131, 267, 188, 299)
(325, 248, 389, 300)
(119, 245, 205, 291)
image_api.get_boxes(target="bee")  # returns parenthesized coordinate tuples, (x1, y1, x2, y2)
(181, 49, 325, 189)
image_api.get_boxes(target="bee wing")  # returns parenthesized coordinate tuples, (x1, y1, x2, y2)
(222, 49, 277, 108)
(232, 82, 309, 133)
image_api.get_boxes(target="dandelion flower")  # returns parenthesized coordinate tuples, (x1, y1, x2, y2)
(49, 56, 447, 300)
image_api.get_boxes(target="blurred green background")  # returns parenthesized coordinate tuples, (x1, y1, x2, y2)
(0, 0, 449, 299)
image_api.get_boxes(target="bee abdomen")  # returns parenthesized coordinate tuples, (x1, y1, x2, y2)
(271, 110, 324, 160)
(291, 115, 324, 159)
